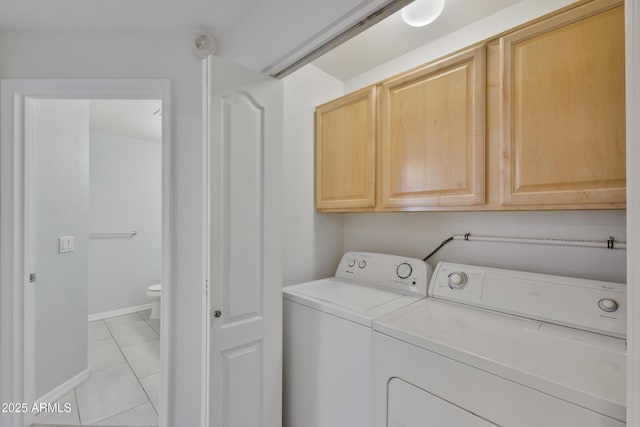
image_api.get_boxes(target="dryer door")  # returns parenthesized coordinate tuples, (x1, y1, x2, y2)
(388, 378, 498, 426)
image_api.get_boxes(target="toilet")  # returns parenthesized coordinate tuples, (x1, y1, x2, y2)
(146, 283, 162, 320)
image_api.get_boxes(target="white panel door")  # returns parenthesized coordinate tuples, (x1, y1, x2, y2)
(208, 55, 283, 427)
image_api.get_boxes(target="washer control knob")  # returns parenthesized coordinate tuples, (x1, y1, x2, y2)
(347, 259, 356, 268)
(448, 272, 468, 289)
(396, 263, 413, 279)
(358, 260, 367, 269)
(598, 298, 619, 313)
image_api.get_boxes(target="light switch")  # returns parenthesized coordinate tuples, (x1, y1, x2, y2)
(59, 236, 75, 254)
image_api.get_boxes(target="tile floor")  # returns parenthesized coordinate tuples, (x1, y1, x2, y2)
(34, 310, 160, 426)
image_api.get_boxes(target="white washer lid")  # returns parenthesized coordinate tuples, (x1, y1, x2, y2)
(373, 298, 626, 422)
(148, 283, 161, 292)
(283, 278, 424, 326)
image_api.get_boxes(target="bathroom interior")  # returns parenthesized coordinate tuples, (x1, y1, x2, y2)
(30, 98, 162, 425)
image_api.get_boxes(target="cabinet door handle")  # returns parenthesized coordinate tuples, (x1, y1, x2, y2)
(213, 310, 222, 318)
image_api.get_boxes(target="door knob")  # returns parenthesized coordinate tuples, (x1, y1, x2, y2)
(213, 310, 222, 318)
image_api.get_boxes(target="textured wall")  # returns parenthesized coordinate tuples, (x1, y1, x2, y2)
(89, 131, 161, 315)
(33, 99, 90, 398)
(343, 211, 627, 283)
(282, 65, 345, 285)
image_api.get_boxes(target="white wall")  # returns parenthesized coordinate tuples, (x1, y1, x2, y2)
(0, 31, 203, 425)
(32, 99, 89, 398)
(282, 65, 344, 285)
(336, 0, 627, 284)
(343, 211, 627, 283)
(89, 131, 161, 315)
(344, 0, 579, 91)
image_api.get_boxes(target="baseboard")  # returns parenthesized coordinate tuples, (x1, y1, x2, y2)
(88, 303, 153, 322)
(36, 368, 89, 405)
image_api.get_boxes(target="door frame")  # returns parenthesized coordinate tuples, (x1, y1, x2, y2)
(626, 0, 640, 425)
(0, 79, 172, 427)
(201, 58, 211, 427)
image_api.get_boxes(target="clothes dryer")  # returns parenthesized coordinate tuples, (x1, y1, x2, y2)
(373, 262, 626, 427)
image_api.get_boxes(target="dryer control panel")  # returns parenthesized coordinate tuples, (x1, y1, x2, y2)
(430, 262, 627, 339)
(336, 252, 432, 296)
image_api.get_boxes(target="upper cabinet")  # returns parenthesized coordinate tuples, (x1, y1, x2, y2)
(499, 0, 626, 207)
(379, 46, 486, 208)
(315, 0, 626, 212)
(315, 86, 376, 210)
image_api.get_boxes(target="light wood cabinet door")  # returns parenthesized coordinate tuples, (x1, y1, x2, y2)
(500, 0, 625, 206)
(315, 86, 376, 210)
(379, 46, 486, 208)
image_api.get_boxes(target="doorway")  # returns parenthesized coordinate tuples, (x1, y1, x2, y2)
(28, 98, 162, 425)
(0, 80, 171, 427)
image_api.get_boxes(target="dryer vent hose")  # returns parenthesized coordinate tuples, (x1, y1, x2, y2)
(423, 236, 454, 262)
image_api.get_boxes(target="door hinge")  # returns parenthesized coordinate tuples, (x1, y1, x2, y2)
(29, 273, 36, 283)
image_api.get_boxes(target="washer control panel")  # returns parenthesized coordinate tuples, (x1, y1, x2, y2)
(396, 263, 413, 279)
(336, 252, 433, 296)
(430, 262, 627, 338)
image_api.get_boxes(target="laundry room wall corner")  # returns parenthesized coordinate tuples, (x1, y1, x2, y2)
(282, 64, 345, 286)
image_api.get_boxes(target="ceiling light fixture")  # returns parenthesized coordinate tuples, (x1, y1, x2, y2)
(401, 0, 445, 27)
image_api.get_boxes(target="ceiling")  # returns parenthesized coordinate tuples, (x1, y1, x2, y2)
(0, 0, 405, 74)
(0, 0, 255, 33)
(312, 0, 523, 82)
(90, 100, 162, 142)
(0, 0, 527, 76)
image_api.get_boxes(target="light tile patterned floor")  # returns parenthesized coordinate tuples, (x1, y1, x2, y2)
(34, 310, 160, 426)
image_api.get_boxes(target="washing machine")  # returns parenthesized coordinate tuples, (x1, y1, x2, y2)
(372, 262, 627, 427)
(283, 252, 433, 427)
